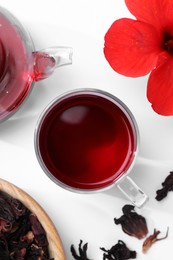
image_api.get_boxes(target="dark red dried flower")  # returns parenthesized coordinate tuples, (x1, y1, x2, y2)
(156, 171, 173, 201)
(100, 240, 136, 260)
(70, 240, 91, 260)
(142, 228, 169, 253)
(9, 197, 27, 218)
(30, 213, 48, 247)
(114, 205, 148, 239)
(0, 196, 15, 224)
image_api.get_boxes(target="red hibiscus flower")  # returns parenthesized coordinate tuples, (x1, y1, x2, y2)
(104, 0, 173, 116)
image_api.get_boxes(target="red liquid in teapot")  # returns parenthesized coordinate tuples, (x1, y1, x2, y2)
(0, 12, 32, 121)
(38, 92, 137, 190)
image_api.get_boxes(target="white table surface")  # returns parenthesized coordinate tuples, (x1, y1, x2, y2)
(0, 1, 173, 259)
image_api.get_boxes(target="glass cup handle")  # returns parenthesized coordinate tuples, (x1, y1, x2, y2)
(117, 176, 149, 208)
(33, 46, 73, 81)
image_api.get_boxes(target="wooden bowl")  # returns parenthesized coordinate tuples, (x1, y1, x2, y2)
(0, 178, 65, 260)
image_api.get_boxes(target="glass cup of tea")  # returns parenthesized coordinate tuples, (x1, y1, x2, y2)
(0, 6, 72, 122)
(34, 89, 148, 208)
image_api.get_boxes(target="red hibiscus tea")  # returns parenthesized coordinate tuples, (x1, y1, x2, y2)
(0, 11, 33, 121)
(35, 90, 138, 191)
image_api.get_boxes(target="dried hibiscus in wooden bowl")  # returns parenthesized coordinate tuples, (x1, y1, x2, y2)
(0, 178, 65, 260)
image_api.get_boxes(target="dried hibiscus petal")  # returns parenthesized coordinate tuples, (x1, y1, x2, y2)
(30, 213, 48, 247)
(155, 171, 173, 201)
(8, 197, 27, 218)
(6, 212, 31, 244)
(70, 240, 91, 260)
(142, 227, 169, 253)
(114, 205, 148, 239)
(25, 243, 45, 259)
(100, 240, 136, 260)
(0, 219, 12, 232)
(0, 190, 53, 260)
(20, 231, 34, 243)
(0, 195, 15, 224)
(0, 233, 11, 259)
(10, 247, 26, 259)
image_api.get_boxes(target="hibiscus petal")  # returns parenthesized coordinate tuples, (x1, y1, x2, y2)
(104, 18, 161, 77)
(147, 55, 173, 115)
(125, 0, 173, 29)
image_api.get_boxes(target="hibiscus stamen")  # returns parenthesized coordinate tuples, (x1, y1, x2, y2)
(162, 31, 173, 55)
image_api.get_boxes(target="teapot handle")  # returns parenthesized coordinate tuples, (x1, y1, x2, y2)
(32, 47, 73, 81)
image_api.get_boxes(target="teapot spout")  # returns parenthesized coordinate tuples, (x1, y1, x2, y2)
(33, 47, 73, 81)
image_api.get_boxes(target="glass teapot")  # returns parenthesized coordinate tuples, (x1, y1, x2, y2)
(0, 6, 72, 122)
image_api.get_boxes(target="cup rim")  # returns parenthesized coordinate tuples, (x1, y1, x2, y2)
(34, 88, 139, 193)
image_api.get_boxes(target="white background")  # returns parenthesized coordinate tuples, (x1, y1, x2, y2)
(0, 0, 173, 259)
